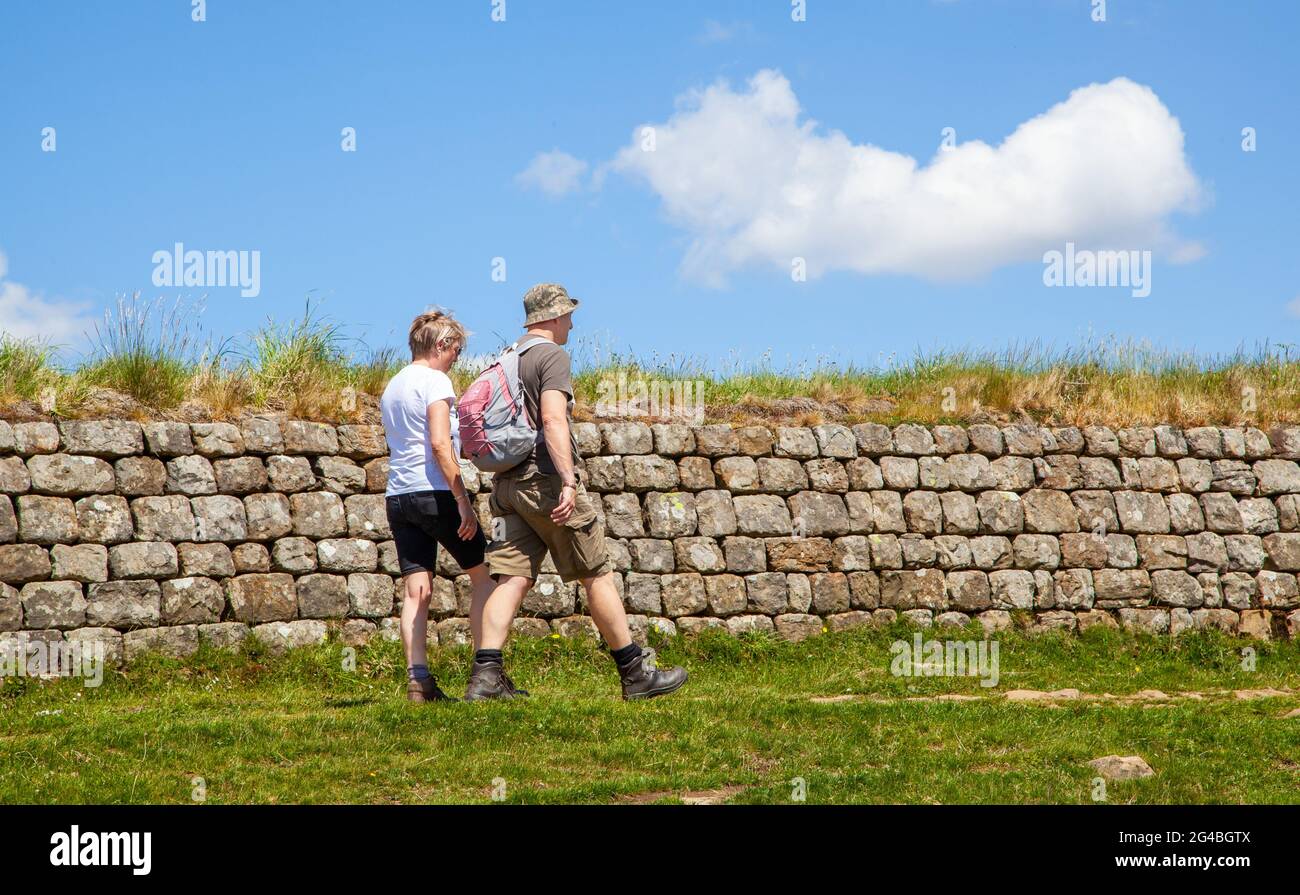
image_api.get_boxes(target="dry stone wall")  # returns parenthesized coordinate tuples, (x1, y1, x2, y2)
(4, 416, 1300, 665)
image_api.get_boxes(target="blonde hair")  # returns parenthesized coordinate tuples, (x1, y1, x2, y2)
(408, 308, 468, 360)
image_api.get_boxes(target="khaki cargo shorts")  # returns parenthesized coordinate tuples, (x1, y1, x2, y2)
(486, 472, 611, 583)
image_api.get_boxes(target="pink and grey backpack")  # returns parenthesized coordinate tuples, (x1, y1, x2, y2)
(457, 336, 549, 473)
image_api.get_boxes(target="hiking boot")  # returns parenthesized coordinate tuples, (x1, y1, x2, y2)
(502, 673, 530, 698)
(464, 662, 522, 701)
(407, 676, 457, 703)
(619, 647, 687, 701)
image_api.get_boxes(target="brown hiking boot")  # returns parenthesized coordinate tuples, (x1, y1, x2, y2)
(503, 672, 530, 698)
(619, 647, 687, 701)
(464, 661, 529, 701)
(407, 676, 457, 703)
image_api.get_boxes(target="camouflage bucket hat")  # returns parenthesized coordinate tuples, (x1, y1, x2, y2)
(522, 283, 580, 325)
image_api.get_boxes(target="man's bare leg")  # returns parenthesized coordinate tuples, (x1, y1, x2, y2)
(464, 575, 533, 701)
(581, 569, 688, 700)
(465, 563, 496, 650)
(478, 575, 532, 650)
(581, 570, 632, 650)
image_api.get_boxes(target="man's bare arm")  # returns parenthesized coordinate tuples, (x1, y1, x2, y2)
(540, 388, 576, 523)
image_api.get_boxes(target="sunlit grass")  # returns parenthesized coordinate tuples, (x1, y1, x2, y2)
(186, 356, 253, 421)
(77, 294, 211, 410)
(0, 335, 61, 406)
(347, 346, 405, 398)
(3, 625, 1298, 804)
(245, 301, 356, 419)
(569, 336, 1300, 427)
(1, 309, 1297, 426)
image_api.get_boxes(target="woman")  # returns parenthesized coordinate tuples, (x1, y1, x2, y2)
(380, 310, 497, 702)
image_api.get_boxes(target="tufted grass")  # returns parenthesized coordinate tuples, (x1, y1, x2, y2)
(244, 302, 355, 419)
(566, 337, 1300, 428)
(2, 307, 1298, 427)
(0, 337, 59, 404)
(0, 336, 88, 413)
(78, 295, 210, 411)
(2, 626, 1298, 805)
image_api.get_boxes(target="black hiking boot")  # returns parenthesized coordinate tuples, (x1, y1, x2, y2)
(619, 647, 688, 701)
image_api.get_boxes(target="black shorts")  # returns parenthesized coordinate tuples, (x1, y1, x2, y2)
(385, 490, 487, 577)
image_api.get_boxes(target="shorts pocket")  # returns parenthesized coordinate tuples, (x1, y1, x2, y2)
(565, 510, 607, 574)
(535, 473, 561, 500)
(563, 490, 598, 530)
(411, 492, 441, 518)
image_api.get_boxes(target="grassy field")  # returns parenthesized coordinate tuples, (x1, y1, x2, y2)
(2, 295, 1298, 427)
(3, 626, 1298, 805)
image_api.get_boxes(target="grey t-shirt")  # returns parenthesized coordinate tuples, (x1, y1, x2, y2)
(497, 340, 580, 480)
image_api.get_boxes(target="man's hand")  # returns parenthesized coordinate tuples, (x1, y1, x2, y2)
(550, 483, 576, 525)
(456, 494, 479, 540)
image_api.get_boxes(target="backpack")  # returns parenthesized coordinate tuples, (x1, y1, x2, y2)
(456, 336, 550, 473)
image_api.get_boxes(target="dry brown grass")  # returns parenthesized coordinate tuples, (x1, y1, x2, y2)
(3, 331, 1298, 428)
(571, 340, 1300, 428)
(187, 365, 253, 421)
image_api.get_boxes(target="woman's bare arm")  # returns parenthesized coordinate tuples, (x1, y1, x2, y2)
(428, 399, 478, 540)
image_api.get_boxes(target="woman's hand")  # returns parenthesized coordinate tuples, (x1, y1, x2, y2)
(456, 494, 479, 540)
(429, 399, 477, 540)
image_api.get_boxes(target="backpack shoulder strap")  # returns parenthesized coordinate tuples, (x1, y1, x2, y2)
(498, 336, 553, 436)
(512, 335, 551, 355)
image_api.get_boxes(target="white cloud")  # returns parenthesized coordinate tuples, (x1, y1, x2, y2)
(1168, 241, 1208, 264)
(697, 20, 755, 44)
(0, 250, 95, 344)
(605, 70, 1205, 285)
(515, 150, 590, 198)
(1287, 296, 1300, 318)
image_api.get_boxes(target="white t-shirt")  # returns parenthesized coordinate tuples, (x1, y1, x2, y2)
(380, 364, 460, 495)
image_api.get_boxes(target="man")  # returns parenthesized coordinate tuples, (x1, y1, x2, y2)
(466, 283, 688, 701)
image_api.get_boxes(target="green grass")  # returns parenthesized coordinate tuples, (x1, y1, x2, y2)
(3, 626, 1298, 804)
(0, 335, 88, 412)
(0, 336, 59, 403)
(78, 294, 210, 410)
(244, 300, 356, 419)
(3, 301, 1299, 426)
(562, 337, 1300, 427)
(346, 345, 405, 399)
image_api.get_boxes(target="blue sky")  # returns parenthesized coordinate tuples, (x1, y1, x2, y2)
(1, 0, 1296, 372)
